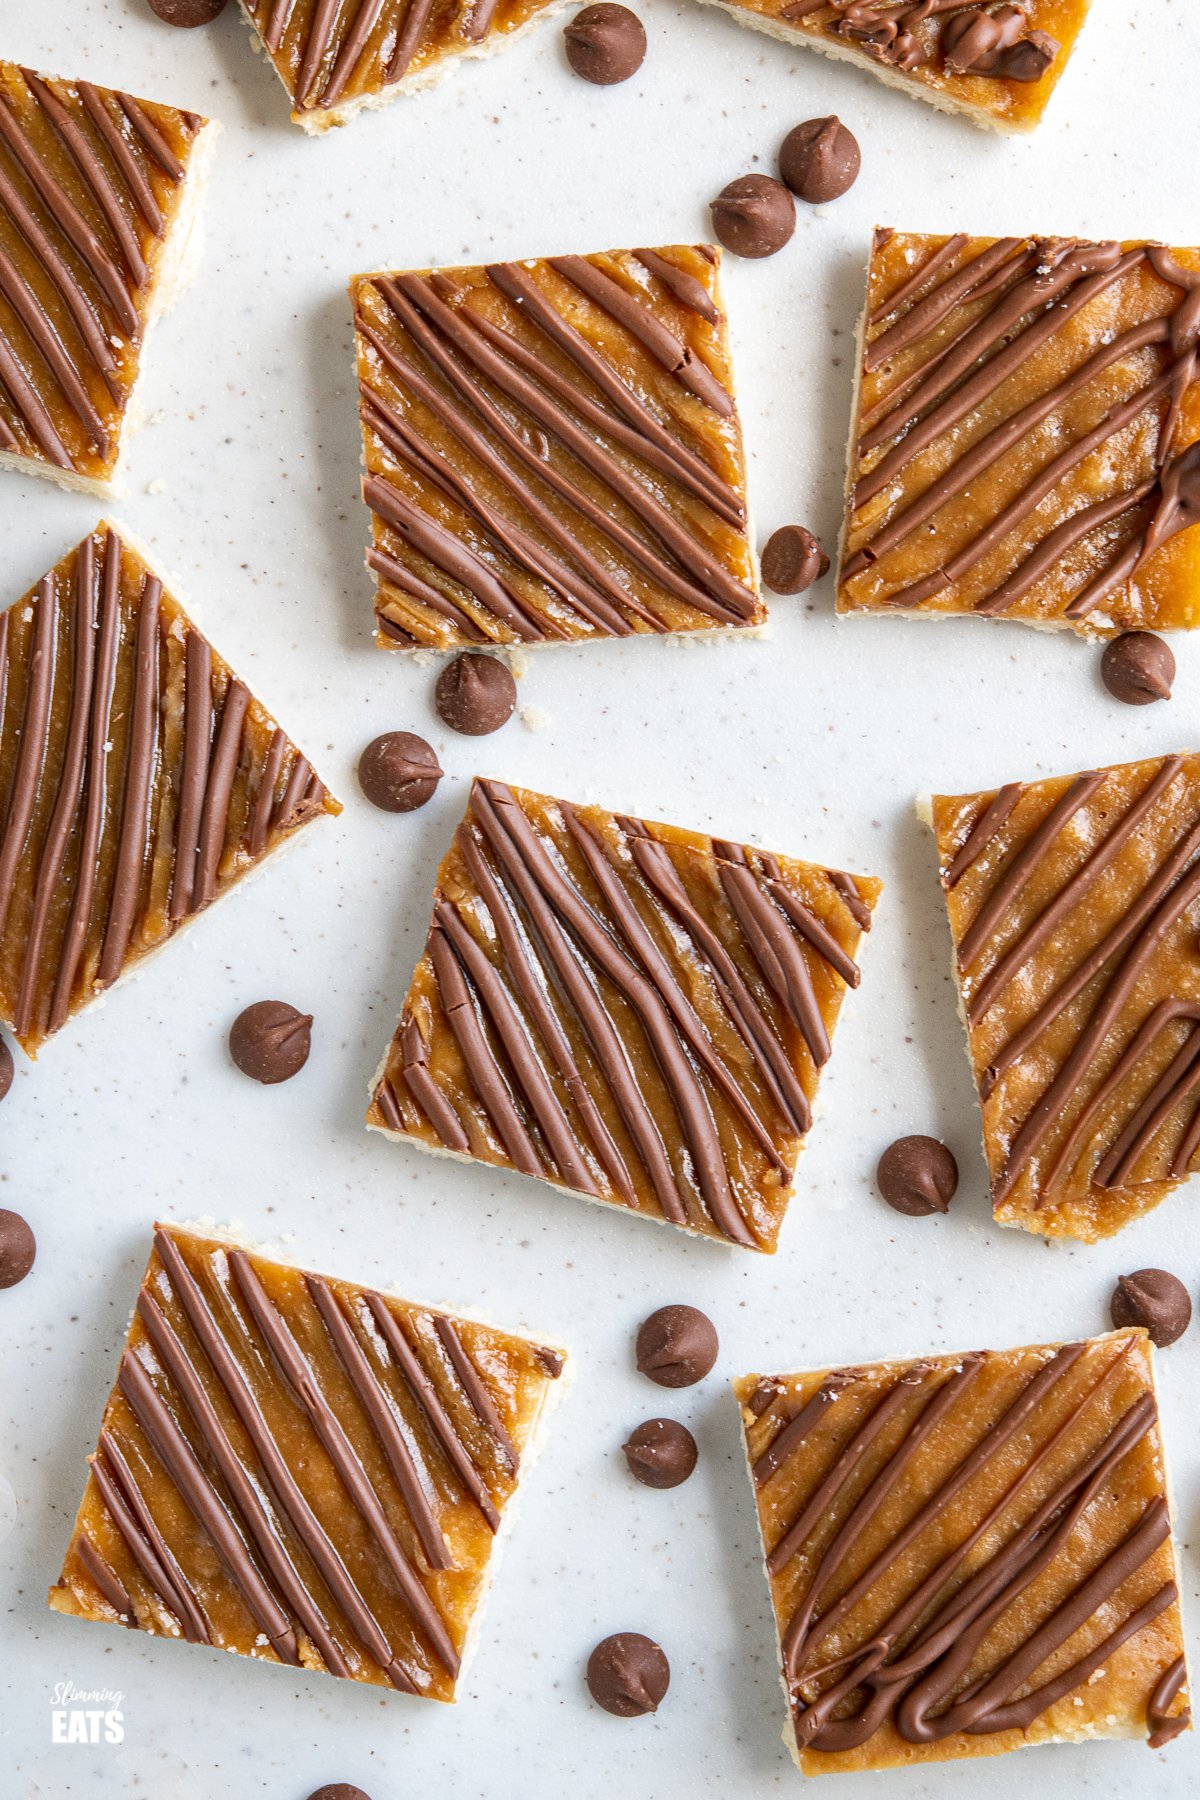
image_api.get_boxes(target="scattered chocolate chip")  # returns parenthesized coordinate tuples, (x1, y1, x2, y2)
(760, 525, 830, 595)
(622, 1418, 698, 1489)
(635, 1304, 718, 1388)
(778, 115, 861, 204)
(710, 174, 795, 260)
(357, 731, 443, 812)
(0, 1209, 36, 1289)
(146, 0, 229, 23)
(563, 4, 647, 83)
(876, 1136, 958, 1217)
(1110, 1269, 1192, 1348)
(229, 1002, 313, 1085)
(305, 1788, 372, 1800)
(434, 654, 517, 736)
(0, 1035, 12, 1102)
(1100, 632, 1175, 705)
(586, 1632, 670, 1716)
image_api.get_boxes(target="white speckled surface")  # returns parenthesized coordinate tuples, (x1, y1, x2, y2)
(3, 1, 1200, 1795)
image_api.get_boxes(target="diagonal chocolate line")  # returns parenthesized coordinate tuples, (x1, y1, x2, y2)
(377, 281, 747, 622)
(1096, 1012, 1200, 1187)
(435, 900, 600, 1195)
(191, 677, 250, 910)
(967, 757, 1183, 1024)
(368, 545, 490, 643)
(152, 1228, 418, 1691)
(272, 750, 318, 834)
(480, 780, 755, 1244)
(97, 573, 161, 985)
(373, 1075, 404, 1130)
(761, 870, 861, 987)
(397, 1014, 471, 1153)
(374, 606, 419, 646)
(955, 771, 1105, 973)
(867, 233, 969, 331)
(136, 1287, 352, 1677)
(49, 530, 121, 1031)
(455, 823, 640, 1204)
(979, 478, 1157, 618)
(364, 1291, 500, 1530)
(0, 570, 57, 937)
(622, 825, 812, 1135)
(263, 0, 298, 53)
(75, 1533, 134, 1625)
(1066, 438, 1200, 621)
(387, 0, 437, 78)
(294, 0, 344, 104)
(0, 321, 73, 465)
(245, 725, 285, 860)
(23, 72, 148, 288)
(118, 1350, 303, 1665)
(168, 630, 212, 921)
(320, 0, 388, 103)
(462, 0, 501, 42)
(633, 249, 720, 324)
(0, 242, 109, 445)
(432, 1314, 520, 1473)
(864, 237, 1027, 372)
(549, 254, 733, 416)
(77, 82, 163, 236)
(229, 1249, 461, 1676)
(469, 785, 687, 1223)
(0, 157, 118, 380)
(562, 806, 789, 1176)
(117, 93, 187, 181)
(0, 89, 139, 337)
(307, 1277, 452, 1571)
(753, 1372, 853, 1487)
(91, 1432, 210, 1642)
(718, 861, 831, 1068)
(14, 541, 98, 1037)
(428, 923, 546, 1178)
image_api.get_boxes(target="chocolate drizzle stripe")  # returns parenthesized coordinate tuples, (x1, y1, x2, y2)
(432, 1314, 519, 1472)
(228, 1249, 460, 1676)
(386, 0, 437, 79)
(295, 0, 344, 105)
(246, 726, 286, 860)
(829, 869, 872, 931)
(75, 1532, 134, 1624)
(864, 237, 1028, 373)
(979, 477, 1158, 618)
(48, 529, 121, 1031)
(1097, 1008, 1200, 1185)
(634, 249, 721, 324)
(117, 93, 187, 181)
(1148, 1655, 1190, 1746)
(192, 679, 250, 910)
(97, 573, 160, 986)
(1046, 997, 1200, 1189)
(398, 1015, 472, 1152)
(151, 1229, 417, 1691)
(168, 630, 212, 921)
(263, 0, 297, 53)
(0, 572, 57, 938)
(754, 1373, 853, 1487)
(373, 1075, 405, 1130)
(91, 1434, 210, 1642)
(943, 783, 1022, 889)
(77, 83, 163, 236)
(368, 545, 491, 643)
(763, 876, 860, 987)
(364, 1292, 500, 1531)
(306, 1277, 452, 1571)
(0, 155, 119, 379)
(967, 757, 1183, 1025)
(867, 233, 969, 331)
(23, 72, 149, 289)
(463, 0, 501, 44)
(0, 242, 109, 446)
(136, 1286, 353, 1677)
(955, 771, 1104, 971)
(320, 0, 388, 105)
(0, 321, 73, 465)
(718, 861, 831, 1068)
(13, 540, 98, 1036)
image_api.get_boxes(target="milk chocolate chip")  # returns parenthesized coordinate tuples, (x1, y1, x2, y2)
(0, 1210, 36, 1289)
(358, 732, 443, 812)
(710, 175, 795, 260)
(1100, 632, 1175, 705)
(761, 525, 829, 595)
(876, 1136, 958, 1216)
(0, 1035, 12, 1102)
(1110, 1269, 1192, 1347)
(146, 0, 229, 23)
(229, 1002, 313, 1085)
(622, 1418, 698, 1489)
(563, 4, 647, 83)
(779, 116, 861, 203)
(434, 654, 517, 736)
(635, 1305, 718, 1387)
(586, 1632, 670, 1716)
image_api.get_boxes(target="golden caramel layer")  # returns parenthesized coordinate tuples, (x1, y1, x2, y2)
(49, 1225, 565, 1699)
(736, 1332, 1189, 1775)
(352, 247, 763, 649)
(0, 525, 339, 1055)
(839, 233, 1200, 635)
(368, 778, 880, 1250)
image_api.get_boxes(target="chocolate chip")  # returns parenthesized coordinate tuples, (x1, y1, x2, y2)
(622, 1418, 698, 1488)
(434, 654, 517, 736)
(876, 1136, 958, 1217)
(0, 1035, 12, 1102)
(563, 4, 647, 83)
(0, 1209, 36, 1289)
(357, 731, 443, 812)
(778, 116, 861, 204)
(305, 1788, 372, 1800)
(1110, 1269, 1192, 1348)
(760, 525, 830, 595)
(146, 0, 229, 23)
(1100, 632, 1175, 705)
(586, 1632, 670, 1716)
(635, 1304, 718, 1388)
(710, 175, 795, 260)
(229, 1002, 312, 1085)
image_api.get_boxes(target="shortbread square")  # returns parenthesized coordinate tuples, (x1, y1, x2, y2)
(0, 61, 217, 494)
(838, 231, 1200, 635)
(351, 247, 764, 649)
(735, 1330, 1190, 1774)
(0, 524, 339, 1056)
(49, 1224, 566, 1699)
(367, 777, 880, 1250)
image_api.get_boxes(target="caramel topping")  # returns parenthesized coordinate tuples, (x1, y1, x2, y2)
(0, 526, 339, 1055)
(49, 1224, 566, 1700)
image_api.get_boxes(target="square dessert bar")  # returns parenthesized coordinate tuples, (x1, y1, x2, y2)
(351, 247, 763, 649)
(925, 751, 1200, 1243)
(49, 1224, 566, 1699)
(735, 1331, 1190, 1775)
(690, 1, 1090, 132)
(367, 777, 880, 1250)
(838, 231, 1200, 635)
(0, 61, 217, 494)
(239, 0, 567, 132)
(0, 524, 339, 1057)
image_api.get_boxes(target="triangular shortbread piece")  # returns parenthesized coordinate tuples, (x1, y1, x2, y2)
(0, 61, 218, 494)
(351, 246, 764, 650)
(0, 524, 339, 1056)
(49, 1222, 566, 1699)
